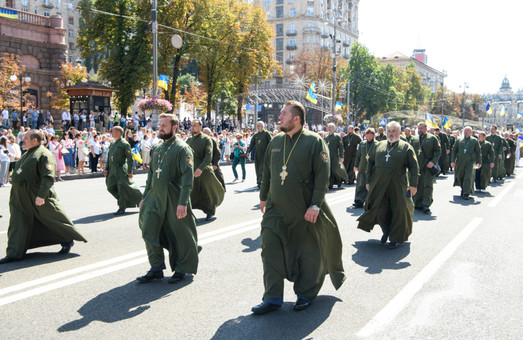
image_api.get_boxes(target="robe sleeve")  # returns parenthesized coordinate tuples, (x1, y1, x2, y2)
(37, 153, 55, 199)
(311, 138, 330, 207)
(260, 140, 273, 202)
(337, 136, 344, 158)
(488, 144, 494, 164)
(451, 139, 459, 163)
(365, 147, 376, 185)
(406, 145, 420, 187)
(143, 159, 153, 198)
(430, 136, 442, 164)
(475, 140, 482, 165)
(124, 143, 133, 175)
(178, 147, 194, 206)
(198, 137, 212, 171)
(247, 134, 256, 153)
(354, 144, 361, 167)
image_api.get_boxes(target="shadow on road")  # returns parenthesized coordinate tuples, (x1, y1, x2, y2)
(413, 211, 437, 222)
(351, 240, 411, 274)
(234, 187, 259, 194)
(73, 212, 138, 225)
(346, 206, 363, 217)
(449, 196, 481, 206)
(0, 252, 80, 274)
(58, 278, 193, 332)
(241, 236, 260, 253)
(210, 295, 341, 340)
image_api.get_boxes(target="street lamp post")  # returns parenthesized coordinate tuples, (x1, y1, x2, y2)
(460, 82, 469, 128)
(215, 98, 221, 133)
(10, 74, 31, 117)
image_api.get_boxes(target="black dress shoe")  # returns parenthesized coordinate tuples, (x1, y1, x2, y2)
(352, 200, 363, 209)
(388, 242, 401, 249)
(204, 214, 214, 221)
(168, 272, 185, 284)
(58, 240, 74, 254)
(114, 208, 126, 216)
(0, 256, 22, 264)
(294, 298, 312, 311)
(422, 206, 431, 214)
(414, 206, 423, 210)
(251, 301, 281, 315)
(462, 194, 471, 200)
(136, 270, 164, 283)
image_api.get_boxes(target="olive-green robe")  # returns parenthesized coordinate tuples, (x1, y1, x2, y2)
(342, 132, 362, 183)
(260, 129, 345, 301)
(451, 136, 482, 195)
(375, 133, 387, 142)
(437, 131, 450, 174)
(505, 138, 516, 176)
(409, 133, 441, 208)
(499, 137, 508, 178)
(186, 133, 225, 216)
(105, 138, 142, 209)
(324, 132, 348, 187)
(138, 137, 199, 273)
(210, 137, 226, 191)
(357, 140, 419, 243)
(247, 130, 272, 186)
(476, 140, 494, 190)
(354, 139, 377, 204)
(6, 145, 87, 259)
(486, 134, 503, 180)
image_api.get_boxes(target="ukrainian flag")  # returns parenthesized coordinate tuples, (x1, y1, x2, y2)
(306, 82, 317, 104)
(158, 74, 169, 91)
(425, 113, 439, 128)
(132, 147, 142, 164)
(442, 116, 451, 129)
(517, 111, 523, 119)
(486, 103, 492, 115)
(335, 101, 343, 111)
(0, 8, 17, 19)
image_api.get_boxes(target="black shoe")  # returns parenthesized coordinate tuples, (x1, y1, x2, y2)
(293, 298, 312, 311)
(352, 200, 363, 208)
(422, 206, 431, 214)
(168, 272, 185, 284)
(462, 194, 471, 200)
(414, 206, 423, 210)
(58, 240, 74, 254)
(388, 242, 400, 249)
(251, 301, 281, 315)
(0, 256, 21, 264)
(380, 233, 388, 244)
(136, 270, 164, 283)
(114, 208, 126, 216)
(204, 214, 214, 221)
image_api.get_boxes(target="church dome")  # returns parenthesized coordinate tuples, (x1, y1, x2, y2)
(500, 76, 512, 91)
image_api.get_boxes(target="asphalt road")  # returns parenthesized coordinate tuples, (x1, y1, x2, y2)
(0, 163, 522, 339)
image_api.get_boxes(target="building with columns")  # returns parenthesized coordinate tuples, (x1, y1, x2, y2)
(484, 76, 523, 127)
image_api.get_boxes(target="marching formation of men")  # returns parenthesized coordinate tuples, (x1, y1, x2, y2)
(1, 102, 520, 316)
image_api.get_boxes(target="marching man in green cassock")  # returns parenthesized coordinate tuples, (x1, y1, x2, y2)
(1, 130, 87, 264)
(451, 126, 482, 200)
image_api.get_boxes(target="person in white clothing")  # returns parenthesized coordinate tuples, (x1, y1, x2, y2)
(6, 135, 21, 184)
(62, 110, 71, 130)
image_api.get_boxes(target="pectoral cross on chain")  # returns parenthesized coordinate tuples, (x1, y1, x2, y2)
(463, 148, 467, 153)
(280, 165, 288, 185)
(365, 154, 370, 161)
(155, 168, 162, 179)
(385, 153, 391, 162)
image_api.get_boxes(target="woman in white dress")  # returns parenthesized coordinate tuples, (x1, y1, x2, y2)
(48, 135, 65, 181)
(223, 132, 231, 163)
(75, 133, 88, 175)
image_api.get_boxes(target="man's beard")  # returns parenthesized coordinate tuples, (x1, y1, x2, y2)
(387, 136, 399, 143)
(159, 131, 173, 140)
(280, 122, 294, 133)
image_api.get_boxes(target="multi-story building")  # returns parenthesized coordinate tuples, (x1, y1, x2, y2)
(484, 77, 523, 127)
(380, 49, 446, 93)
(252, 0, 359, 86)
(5, 0, 80, 64)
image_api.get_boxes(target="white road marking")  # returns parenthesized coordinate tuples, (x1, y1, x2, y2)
(357, 217, 483, 338)
(0, 194, 350, 306)
(0, 231, 6, 235)
(488, 182, 516, 207)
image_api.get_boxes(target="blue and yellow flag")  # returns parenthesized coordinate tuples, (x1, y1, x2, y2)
(486, 103, 492, 115)
(0, 8, 17, 19)
(158, 75, 169, 91)
(335, 101, 343, 111)
(132, 147, 142, 164)
(425, 113, 438, 128)
(306, 82, 317, 104)
(442, 116, 451, 129)
(517, 111, 523, 119)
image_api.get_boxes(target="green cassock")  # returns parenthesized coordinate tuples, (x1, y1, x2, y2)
(353, 139, 377, 204)
(486, 134, 503, 180)
(357, 140, 419, 243)
(259, 129, 346, 302)
(324, 132, 348, 187)
(6, 145, 87, 259)
(186, 133, 225, 216)
(451, 136, 482, 195)
(138, 137, 199, 273)
(247, 130, 272, 186)
(437, 131, 450, 173)
(409, 133, 441, 208)
(500, 137, 508, 177)
(105, 138, 142, 209)
(476, 140, 494, 190)
(505, 138, 516, 176)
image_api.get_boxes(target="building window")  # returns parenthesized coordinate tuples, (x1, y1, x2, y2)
(5, 0, 13, 7)
(307, 7, 314, 15)
(276, 0, 283, 4)
(67, 2, 73, 10)
(43, 10, 50, 17)
(69, 42, 75, 50)
(276, 52, 283, 64)
(306, 35, 310, 43)
(276, 6, 283, 18)
(308, 22, 314, 27)
(289, 37, 296, 46)
(68, 16, 74, 25)
(289, 52, 295, 60)
(276, 38, 284, 50)
(276, 23, 283, 36)
(56, 0, 61, 7)
(290, 8, 296, 17)
(68, 29, 74, 37)
(265, 0, 270, 5)
(312, 35, 316, 43)
(289, 23, 295, 32)
(21, 0, 28, 6)
(266, 11, 270, 19)
(21, 7, 28, 11)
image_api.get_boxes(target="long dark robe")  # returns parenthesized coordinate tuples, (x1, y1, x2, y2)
(260, 129, 345, 301)
(342, 132, 362, 183)
(357, 140, 419, 243)
(247, 130, 272, 186)
(354, 139, 377, 204)
(476, 140, 494, 190)
(486, 134, 503, 180)
(505, 138, 516, 176)
(6, 145, 87, 259)
(186, 133, 225, 216)
(324, 132, 347, 187)
(451, 136, 482, 195)
(437, 131, 450, 174)
(139, 137, 199, 273)
(210, 137, 226, 191)
(409, 133, 441, 208)
(105, 138, 142, 209)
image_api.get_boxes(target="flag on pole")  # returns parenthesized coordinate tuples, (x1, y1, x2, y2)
(335, 101, 343, 111)
(500, 106, 506, 116)
(425, 113, 438, 128)
(442, 116, 451, 129)
(486, 103, 492, 115)
(306, 82, 318, 104)
(0, 8, 18, 19)
(132, 146, 143, 164)
(158, 75, 169, 91)
(517, 111, 523, 119)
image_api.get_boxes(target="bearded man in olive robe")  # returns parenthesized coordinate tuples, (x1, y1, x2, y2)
(357, 122, 419, 249)
(486, 125, 504, 182)
(342, 125, 362, 185)
(352, 128, 377, 209)
(137, 114, 199, 284)
(324, 123, 346, 189)
(1, 130, 87, 264)
(247, 121, 272, 188)
(451, 126, 482, 200)
(475, 132, 494, 193)
(251, 100, 345, 315)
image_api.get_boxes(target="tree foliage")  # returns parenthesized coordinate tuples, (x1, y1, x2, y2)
(47, 62, 88, 110)
(0, 54, 26, 111)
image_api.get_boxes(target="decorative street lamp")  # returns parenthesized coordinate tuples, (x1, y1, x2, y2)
(10, 74, 31, 115)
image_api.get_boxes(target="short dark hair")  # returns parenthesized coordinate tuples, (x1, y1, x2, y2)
(284, 100, 305, 126)
(159, 113, 179, 127)
(191, 118, 202, 126)
(113, 126, 124, 135)
(28, 130, 44, 143)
